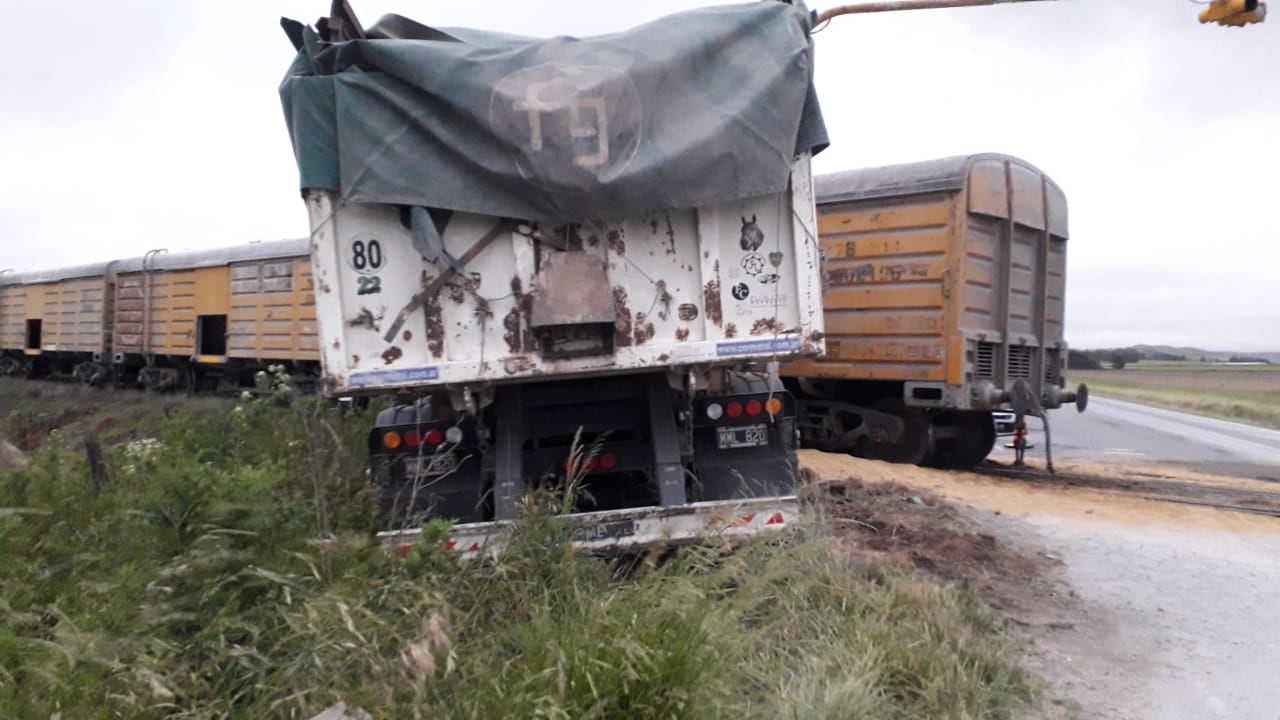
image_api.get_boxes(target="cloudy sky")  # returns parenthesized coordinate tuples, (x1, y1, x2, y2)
(1, 0, 1276, 351)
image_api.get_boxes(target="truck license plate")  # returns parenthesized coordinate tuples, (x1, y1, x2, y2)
(405, 452, 460, 477)
(717, 424, 769, 449)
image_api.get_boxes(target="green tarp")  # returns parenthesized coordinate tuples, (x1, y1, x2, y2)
(279, 1, 828, 224)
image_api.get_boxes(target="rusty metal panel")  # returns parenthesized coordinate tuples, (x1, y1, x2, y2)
(1010, 163, 1046, 230)
(784, 192, 954, 384)
(114, 270, 199, 356)
(529, 252, 614, 327)
(305, 154, 823, 396)
(227, 257, 318, 361)
(0, 285, 26, 351)
(966, 159, 1008, 218)
(787, 152, 1072, 411)
(44, 276, 108, 353)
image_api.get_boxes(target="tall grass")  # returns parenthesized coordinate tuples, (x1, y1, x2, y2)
(0, 387, 1035, 719)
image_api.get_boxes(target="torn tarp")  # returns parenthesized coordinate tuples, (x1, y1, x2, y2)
(279, 1, 828, 223)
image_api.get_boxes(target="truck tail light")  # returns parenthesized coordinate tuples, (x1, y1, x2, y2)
(726, 401, 743, 418)
(382, 431, 402, 450)
(404, 430, 421, 448)
(424, 429, 444, 446)
(746, 399, 763, 417)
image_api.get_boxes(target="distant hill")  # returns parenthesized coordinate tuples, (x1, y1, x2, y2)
(1110, 345, 1280, 364)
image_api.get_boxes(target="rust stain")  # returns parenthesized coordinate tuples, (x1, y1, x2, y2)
(381, 346, 403, 365)
(422, 275, 445, 359)
(348, 308, 376, 329)
(633, 311, 656, 345)
(448, 283, 467, 304)
(351, 354, 360, 367)
(750, 317, 784, 336)
(331, 339, 341, 350)
(607, 229, 626, 256)
(587, 232, 600, 247)
(725, 322, 738, 339)
(649, 219, 659, 234)
(703, 264, 723, 327)
(664, 213, 677, 255)
(675, 328, 690, 342)
(613, 286, 633, 347)
(402, 330, 413, 342)
(657, 353, 671, 363)
(320, 282, 332, 294)
(503, 307, 522, 354)
(519, 292, 535, 352)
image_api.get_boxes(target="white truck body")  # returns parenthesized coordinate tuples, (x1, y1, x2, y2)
(304, 156, 824, 397)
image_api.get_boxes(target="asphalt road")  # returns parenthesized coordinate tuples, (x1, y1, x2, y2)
(988, 396, 1280, 476)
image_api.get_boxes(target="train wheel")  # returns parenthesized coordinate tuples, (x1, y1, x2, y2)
(864, 400, 935, 465)
(926, 411, 996, 469)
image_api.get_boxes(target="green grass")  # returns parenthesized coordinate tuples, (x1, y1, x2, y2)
(1073, 366, 1280, 430)
(0, 382, 1037, 719)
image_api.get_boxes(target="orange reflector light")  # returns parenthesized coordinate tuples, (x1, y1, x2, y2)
(765, 397, 783, 416)
(746, 399, 763, 417)
(383, 431, 402, 449)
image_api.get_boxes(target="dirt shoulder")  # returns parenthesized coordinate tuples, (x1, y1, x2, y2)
(800, 450, 1280, 720)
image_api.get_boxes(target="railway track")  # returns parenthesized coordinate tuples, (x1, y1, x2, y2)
(972, 463, 1280, 521)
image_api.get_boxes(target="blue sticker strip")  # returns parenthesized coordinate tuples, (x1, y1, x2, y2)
(715, 337, 801, 357)
(348, 366, 440, 388)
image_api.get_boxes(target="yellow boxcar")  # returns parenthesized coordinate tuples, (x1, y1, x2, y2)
(0, 264, 114, 382)
(110, 239, 318, 391)
(783, 153, 1083, 468)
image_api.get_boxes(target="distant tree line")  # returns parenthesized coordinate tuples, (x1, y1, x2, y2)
(1068, 347, 1151, 370)
(1228, 355, 1272, 364)
(1068, 346, 1272, 369)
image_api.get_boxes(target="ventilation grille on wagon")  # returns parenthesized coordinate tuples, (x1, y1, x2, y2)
(1008, 345, 1035, 381)
(975, 342, 996, 379)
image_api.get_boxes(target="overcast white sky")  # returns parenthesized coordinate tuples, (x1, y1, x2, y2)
(1, 0, 1276, 351)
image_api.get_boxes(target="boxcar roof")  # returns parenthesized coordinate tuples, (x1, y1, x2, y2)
(2, 238, 310, 285)
(815, 153, 1057, 205)
(1, 261, 115, 285)
(111, 237, 311, 274)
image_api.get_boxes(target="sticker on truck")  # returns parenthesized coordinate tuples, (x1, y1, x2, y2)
(715, 338, 801, 357)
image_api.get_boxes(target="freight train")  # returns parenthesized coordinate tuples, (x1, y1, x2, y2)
(0, 152, 1083, 474)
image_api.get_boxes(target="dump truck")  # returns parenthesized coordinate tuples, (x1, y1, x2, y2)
(277, 2, 828, 556)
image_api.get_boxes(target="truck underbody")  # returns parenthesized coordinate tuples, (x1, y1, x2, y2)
(370, 368, 803, 554)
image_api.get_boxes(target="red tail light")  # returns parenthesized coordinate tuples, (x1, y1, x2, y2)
(600, 454, 618, 470)
(424, 429, 444, 446)
(404, 430, 421, 448)
(746, 399, 763, 417)
(726, 401, 743, 418)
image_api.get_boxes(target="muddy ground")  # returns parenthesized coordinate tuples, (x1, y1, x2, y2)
(801, 450, 1280, 720)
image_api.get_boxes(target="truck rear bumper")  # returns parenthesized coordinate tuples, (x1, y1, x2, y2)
(379, 495, 802, 559)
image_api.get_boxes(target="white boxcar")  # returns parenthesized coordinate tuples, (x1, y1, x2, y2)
(305, 157, 824, 397)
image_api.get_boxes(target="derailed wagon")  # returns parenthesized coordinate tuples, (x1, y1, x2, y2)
(277, 2, 828, 551)
(782, 153, 1087, 469)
